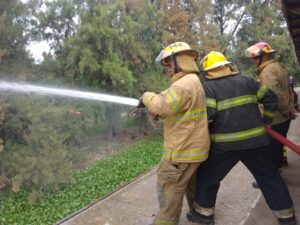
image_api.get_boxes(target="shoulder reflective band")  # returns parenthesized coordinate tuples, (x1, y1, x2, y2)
(257, 85, 268, 100)
(206, 98, 217, 109)
(263, 109, 275, 119)
(166, 88, 180, 112)
(217, 95, 257, 111)
(211, 126, 265, 142)
(169, 108, 207, 121)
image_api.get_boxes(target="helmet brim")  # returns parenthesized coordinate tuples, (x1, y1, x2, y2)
(158, 49, 198, 66)
(245, 49, 276, 58)
(203, 61, 232, 71)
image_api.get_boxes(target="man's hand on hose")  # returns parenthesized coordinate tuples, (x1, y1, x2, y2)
(136, 98, 145, 108)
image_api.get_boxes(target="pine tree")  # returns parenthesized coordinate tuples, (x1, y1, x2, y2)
(0, 0, 33, 79)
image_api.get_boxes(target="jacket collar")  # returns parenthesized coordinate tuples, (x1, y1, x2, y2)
(258, 59, 277, 72)
(205, 66, 239, 80)
(171, 71, 187, 83)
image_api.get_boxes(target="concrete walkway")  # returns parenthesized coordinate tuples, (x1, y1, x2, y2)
(59, 162, 260, 225)
(58, 90, 300, 225)
(244, 110, 300, 225)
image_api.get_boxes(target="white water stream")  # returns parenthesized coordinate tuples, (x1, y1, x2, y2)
(0, 81, 140, 106)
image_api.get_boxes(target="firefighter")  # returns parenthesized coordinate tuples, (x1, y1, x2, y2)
(138, 42, 210, 225)
(187, 51, 296, 225)
(245, 42, 297, 169)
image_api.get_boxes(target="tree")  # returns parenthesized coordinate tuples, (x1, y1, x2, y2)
(0, 0, 33, 79)
(28, 0, 84, 79)
(212, 0, 251, 53)
(63, 1, 145, 138)
(232, 0, 300, 79)
(29, 0, 83, 53)
(157, 0, 222, 56)
(187, 0, 221, 54)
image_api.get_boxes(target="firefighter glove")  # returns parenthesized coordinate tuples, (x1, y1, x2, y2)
(137, 98, 145, 108)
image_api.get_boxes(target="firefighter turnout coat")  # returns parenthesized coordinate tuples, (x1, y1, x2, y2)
(142, 71, 210, 163)
(258, 59, 295, 125)
(204, 66, 277, 151)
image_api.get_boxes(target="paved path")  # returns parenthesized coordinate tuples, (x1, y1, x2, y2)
(58, 157, 260, 225)
(244, 108, 300, 225)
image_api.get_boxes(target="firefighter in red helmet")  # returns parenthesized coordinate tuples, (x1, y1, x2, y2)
(245, 41, 298, 169)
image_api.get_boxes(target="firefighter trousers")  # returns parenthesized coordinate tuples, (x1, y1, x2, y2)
(271, 120, 291, 169)
(153, 159, 200, 225)
(194, 145, 294, 219)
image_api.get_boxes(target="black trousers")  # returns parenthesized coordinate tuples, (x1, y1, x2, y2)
(271, 120, 291, 168)
(195, 145, 293, 211)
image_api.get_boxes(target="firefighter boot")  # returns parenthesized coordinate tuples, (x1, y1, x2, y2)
(282, 157, 288, 167)
(278, 215, 297, 225)
(186, 210, 214, 225)
(283, 146, 288, 167)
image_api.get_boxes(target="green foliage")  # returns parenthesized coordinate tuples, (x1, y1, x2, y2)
(29, 0, 81, 52)
(229, 0, 300, 79)
(64, 0, 163, 96)
(0, 95, 106, 194)
(0, 136, 163, 225)
(32, 53, 64, 83)
(0, 0, 33, 79)
(65, 1, 137, 94)
(1, 0, 300, 207)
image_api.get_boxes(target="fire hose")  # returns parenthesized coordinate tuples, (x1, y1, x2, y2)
(266, 126, 300, 155)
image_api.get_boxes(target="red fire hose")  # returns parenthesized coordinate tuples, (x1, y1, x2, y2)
(266, 126, 300, 155)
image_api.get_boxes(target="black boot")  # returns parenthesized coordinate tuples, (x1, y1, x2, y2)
(186, 210, 214, 225)
(278, 215, 297, 225)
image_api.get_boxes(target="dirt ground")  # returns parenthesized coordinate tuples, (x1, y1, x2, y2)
(74, 125, 162, 169)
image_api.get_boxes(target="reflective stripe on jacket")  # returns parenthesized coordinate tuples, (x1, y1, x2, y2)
(204, 73, 277, 151)
(258, 59, 294, 125)
(142, 72, 210, 163)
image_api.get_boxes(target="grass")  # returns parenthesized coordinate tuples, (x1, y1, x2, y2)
(0, 135, 163, 225)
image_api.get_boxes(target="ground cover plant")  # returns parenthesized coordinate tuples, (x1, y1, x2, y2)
(0, 135, 162, 225)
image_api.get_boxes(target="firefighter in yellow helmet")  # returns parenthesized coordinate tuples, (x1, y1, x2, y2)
(138, 42, 210, 225)
(186, 51, 296, 225)
(245, 42, 297, 168)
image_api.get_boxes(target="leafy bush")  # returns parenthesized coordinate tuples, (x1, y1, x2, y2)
(0, 95, 106, 194)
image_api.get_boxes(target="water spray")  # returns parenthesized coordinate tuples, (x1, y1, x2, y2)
(0, 81, 140, 107)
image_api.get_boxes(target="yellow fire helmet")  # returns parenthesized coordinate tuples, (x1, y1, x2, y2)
(201, 51, 232, 71)
(245, 42, 276, 58)
(155, 42, 198, 66)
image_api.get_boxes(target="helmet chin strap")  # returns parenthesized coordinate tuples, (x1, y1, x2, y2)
(258, 54, 263, 67)
(173, 55, 180, 73)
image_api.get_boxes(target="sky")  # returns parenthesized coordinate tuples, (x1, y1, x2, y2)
(21, 0, 51, 62)
(27, 41, 51, 62)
